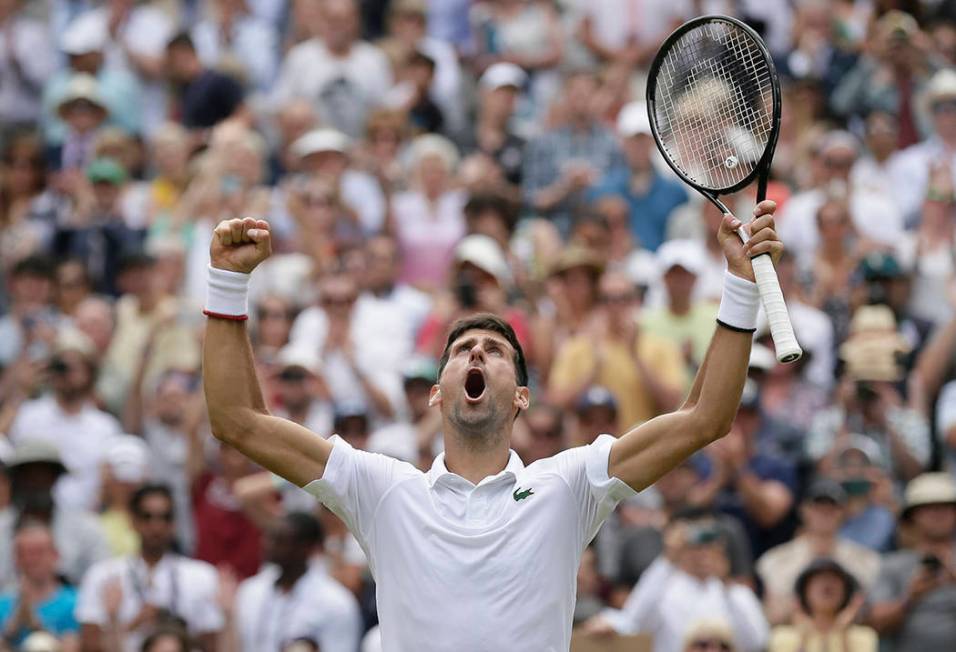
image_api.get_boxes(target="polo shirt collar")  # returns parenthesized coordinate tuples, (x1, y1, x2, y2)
(426, 450, 525, 489)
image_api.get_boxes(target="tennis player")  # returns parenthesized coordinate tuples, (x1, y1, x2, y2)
(202, 201, 783, 651)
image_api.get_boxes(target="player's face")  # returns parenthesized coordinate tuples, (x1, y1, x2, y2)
(434, 329, 528, 438)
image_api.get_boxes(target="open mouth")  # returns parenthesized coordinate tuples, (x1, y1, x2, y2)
(465, 368, 486, 401)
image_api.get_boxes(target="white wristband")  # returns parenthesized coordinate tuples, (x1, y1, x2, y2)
(204, 265, 251, 320)
(717, 271, 760, 332)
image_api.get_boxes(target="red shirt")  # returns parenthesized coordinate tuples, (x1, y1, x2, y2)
(192, 473, 263, 579)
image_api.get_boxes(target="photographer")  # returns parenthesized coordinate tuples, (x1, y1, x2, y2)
(869, 473, 956, 650)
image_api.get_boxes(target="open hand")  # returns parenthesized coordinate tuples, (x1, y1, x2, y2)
(210, 217, 272, 274)
(718, 200, 783, 283)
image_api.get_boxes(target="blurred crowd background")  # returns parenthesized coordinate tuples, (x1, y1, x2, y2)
(2, 0, 956, 651)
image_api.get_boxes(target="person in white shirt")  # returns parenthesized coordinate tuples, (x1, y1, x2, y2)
(271, 0, 393, 137)
(191, 0, 280, 94)
(0, 0, 57, 130)
(8, 332, 121, 511)
(585, 515, 769, 652)
(201, 199, 785, 651)
(230, 512, 361, 652)
(77, 484, 223, 652)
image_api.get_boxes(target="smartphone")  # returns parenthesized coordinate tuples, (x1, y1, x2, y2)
(922, 554, 942, 576)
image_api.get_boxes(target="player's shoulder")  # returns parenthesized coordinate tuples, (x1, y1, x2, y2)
(523, 435, 617, 482)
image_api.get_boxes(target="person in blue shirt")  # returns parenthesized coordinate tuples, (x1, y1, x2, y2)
(587, 101, 687, 252)
(0, 520, 79, 648)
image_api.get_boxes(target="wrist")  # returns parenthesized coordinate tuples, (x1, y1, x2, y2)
(204, 265, 250, 320)
(717, 271, 760, 332)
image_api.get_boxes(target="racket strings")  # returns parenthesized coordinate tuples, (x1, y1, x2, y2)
(653, 21, 774, 191)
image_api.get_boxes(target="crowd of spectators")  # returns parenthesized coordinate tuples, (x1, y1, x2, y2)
(2, 0, 956, 651)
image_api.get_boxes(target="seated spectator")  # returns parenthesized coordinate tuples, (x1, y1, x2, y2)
(768, 558, 875, 652)
(575, 0, 684, 70)
(640, 240, 717, 367)
(77, 484, 223, 652)
(585, 516, 769, 652)
(165, 33, 246, 132)
(391, 134, 466, 292)
(42, 13, 142, 147)
(831, 439, 897, 552)
(386, 49, 444, 135)
(588, 101, 688, 252)
(0, 441, 109, 591)
(549, 268, 686, 432)
(869, 473, 956, 649)
(270, 0, 392, 137)
(229, 512, 361, 652)
(0, 0, 56, 132)
(269, 344, 334, 437)
(368, 356, 442, 466)
(99, 435, 151, 557)
(0, 132, 54, 267)
(0, 520, 79, 648)
(522, 70, 623, 235)
(464, 63, 527, 186)
(52, 74, 110, 172)
(571, 386, 619, 444)
(8, 329, 121, 511)
(515, 402, 565, 466)
(757, 478, 880, 625)
(191, 0, 279, 93)
(0, 255, 58, 370)
(807, 305, 930, 485)
(53, 259, 92, 318)
(139, 625, 191, 652)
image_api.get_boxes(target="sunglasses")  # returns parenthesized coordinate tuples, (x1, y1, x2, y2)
(279, 369, 308, 382)
(322, 296, 356, 307)
(601, 292, 636, 304)
(136, 510, 174, 523)
(689, 640, 732, 651)
(932, 99, 956, 113)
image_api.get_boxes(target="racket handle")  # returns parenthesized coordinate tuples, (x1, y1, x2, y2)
(750, 253, 802, 363)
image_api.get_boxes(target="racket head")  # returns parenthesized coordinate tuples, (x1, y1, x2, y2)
(646, 15, 781, 197)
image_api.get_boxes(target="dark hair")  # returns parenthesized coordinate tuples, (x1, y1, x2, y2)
(11, 255, 55, 280)
(130, 483, 175, 516)
(284, 511, 324, 547)
(464, 193, 519, 232)
(794, 558, 857, 615)
(407, 49, 436, 71)
(141, 624, 190, 652)
(166, 32, 196, 52)
(438, 313, 528, 387)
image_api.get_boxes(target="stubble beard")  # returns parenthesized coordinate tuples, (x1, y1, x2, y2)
(449, 398, 506, 449)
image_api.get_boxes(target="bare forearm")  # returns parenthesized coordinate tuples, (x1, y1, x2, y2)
(203, 319, 269, 438)
(914, 317, 956, 396)
(689, 325, 751, 437)
(869, 600, 908, 633)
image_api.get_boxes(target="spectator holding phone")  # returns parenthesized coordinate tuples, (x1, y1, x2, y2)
(869, 473, 956, 649)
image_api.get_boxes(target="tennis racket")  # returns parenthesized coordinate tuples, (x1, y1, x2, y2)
(646, 15, 802, 363)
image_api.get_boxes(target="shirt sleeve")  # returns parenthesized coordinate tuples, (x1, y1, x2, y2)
(601, 556, 675, 635)
(550, 434, 638, 546)
(189, 564, 225, 633)
(75, 563, 108, 626)
(303, 436, 416, 552)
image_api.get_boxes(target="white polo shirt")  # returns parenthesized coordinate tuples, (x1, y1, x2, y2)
(235, 564, 361, 652)
(305, 434, 635, 651)
(76, 554, 223, 652)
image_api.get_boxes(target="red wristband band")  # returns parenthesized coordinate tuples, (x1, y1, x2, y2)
(202, 309, 249, 321)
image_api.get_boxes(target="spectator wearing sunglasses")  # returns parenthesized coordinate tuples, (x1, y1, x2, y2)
(77, 484, 223, 652)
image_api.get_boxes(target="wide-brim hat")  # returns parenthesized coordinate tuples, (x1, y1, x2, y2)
(57, 73, 108, 118)
(7, 440, 67, 476)
(902, 472, 956, 519)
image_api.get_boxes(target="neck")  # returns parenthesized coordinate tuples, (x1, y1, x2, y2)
(569, 115, 591, 132)
(812, 612, 838, 631)
(441, 429, 511, 485)
(668, 297, 691, 316)
(55, 393, 87, 414)
(141, 548, 166, 567)
(803, 531, 836, 553)
(22, 576, 57, 598)
(276, 562, 309, 590)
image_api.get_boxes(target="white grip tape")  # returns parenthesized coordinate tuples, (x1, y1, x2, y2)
(750, 254, 802, 363)
(205, 265, 251, 317)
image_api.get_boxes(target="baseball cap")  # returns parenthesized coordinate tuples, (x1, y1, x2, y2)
(455, 234, 511, 286)
(291, 128, 351, 158)
(817, 130, 860, 158)
(656, 239, 704, 275)
(804, 477, 847, 505)
(276, 343, 322, 377)
(902, 472, 956, 518)
(617, 101, 652, 138)
(927, 69, 956, 106)
(479, 63, 528, 91)
(106, 435, 150, 484)
(577, 386, 618, 414)
(57, 74, 108, 117)
(549, 246, 605, 277)
(748, 344, 776, 372)
(87, 157, 128, 186)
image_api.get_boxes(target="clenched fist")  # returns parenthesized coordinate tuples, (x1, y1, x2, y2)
(210, 217, 272, 274)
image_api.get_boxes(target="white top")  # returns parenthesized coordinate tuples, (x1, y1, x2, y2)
(888, 137, 956, 223)
(0, 16, 57, 124)
(271, 38, 393, 136)
(305, 434, 636, 651)
(603, 557, 769, 652)
(76, 554, 224, 652)
(235, 564, 361, 652)
(9, 395, 121, 511)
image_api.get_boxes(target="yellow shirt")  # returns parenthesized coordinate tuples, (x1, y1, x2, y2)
(768, 625, 878, 652)
(640, 302, 717, 366)
(100, 509, 140, 557)
(549, 331, 688, 431)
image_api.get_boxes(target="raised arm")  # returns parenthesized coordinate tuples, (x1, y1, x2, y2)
(203, 217, 332, 487)
(609, 202, 783, 491)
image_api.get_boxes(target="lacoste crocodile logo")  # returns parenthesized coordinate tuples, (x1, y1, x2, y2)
(513, 487, 534, 502)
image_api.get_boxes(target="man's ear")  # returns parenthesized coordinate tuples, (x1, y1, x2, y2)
(428, 384, 442, 407)
(514, 386, 530, 412)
